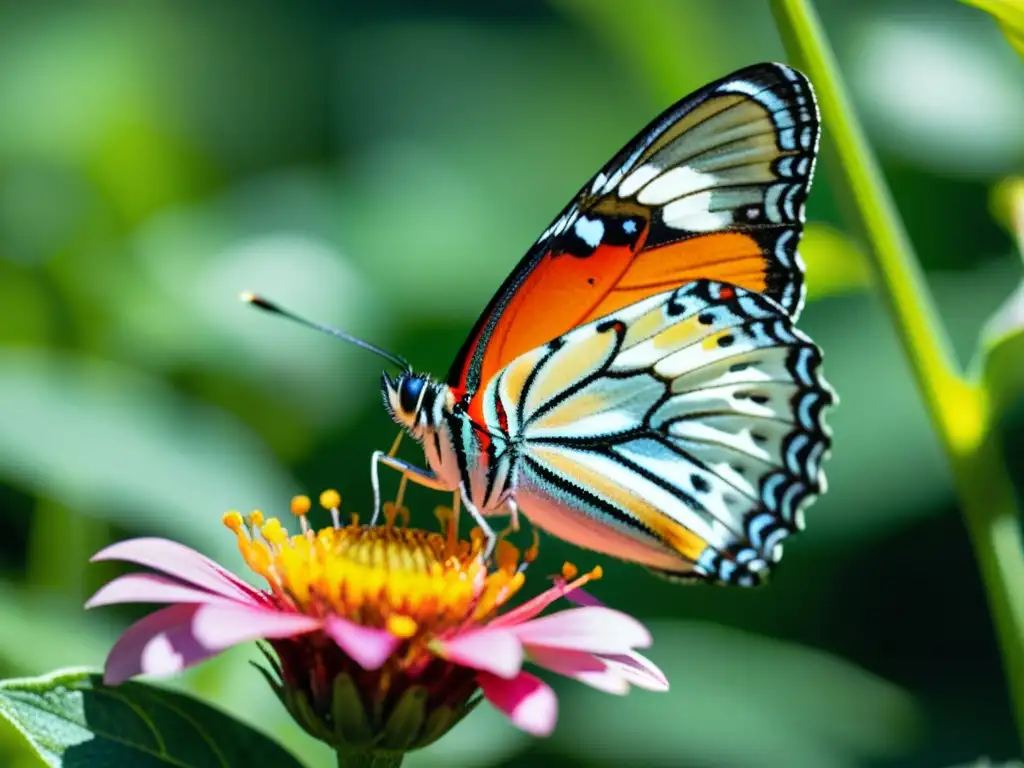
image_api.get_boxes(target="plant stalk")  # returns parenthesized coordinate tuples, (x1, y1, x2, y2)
(771, 0, 1024, 748)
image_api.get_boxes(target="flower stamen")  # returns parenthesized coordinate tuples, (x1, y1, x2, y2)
(387, 614, 418, 638)
(319, 489, 342, 529)
(290, 495, 312, 536)
(222, 510, 244, 534)
(394, 473, 409, 510)
(521, 529, 540, 573)
(249, 509, 265, 534)
(222, 492, 529, 642)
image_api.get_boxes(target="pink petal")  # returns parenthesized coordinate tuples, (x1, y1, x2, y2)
(324, 615, 401, 671)
(91, 538, 261, 603)
(489, 578, 607, 629)
(105, 604, 212, 685)
(527, 647, 628, 696)
(437, 628, 523, 679)
(104, 603, 321, 686)
(479, 671, 558, 737)
(599, 651, 670, 692)
(191, 603, 321, 649)
(513, 607, 651, 654)
(488, 583, 571, 629)
(86, 574, 243, 610)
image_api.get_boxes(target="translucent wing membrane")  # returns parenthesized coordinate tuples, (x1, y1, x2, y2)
(449, 63, 819, 410)
(484, 280, 833, 586)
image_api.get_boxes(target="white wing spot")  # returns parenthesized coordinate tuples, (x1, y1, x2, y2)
(662, 192, 733, 232)
(637, 166, 718, 206)
(573, 216, 605, 249)
(618, 164, 662, 199)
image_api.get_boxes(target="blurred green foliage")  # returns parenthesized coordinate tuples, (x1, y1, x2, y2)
(963, 0, 1024, 58)
(0, 1, 1022, 766)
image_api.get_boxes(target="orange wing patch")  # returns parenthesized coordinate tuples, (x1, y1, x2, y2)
(471, 241, 638, 403)
(584, 233, 766, 323)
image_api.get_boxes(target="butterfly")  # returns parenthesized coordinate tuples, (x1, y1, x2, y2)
(246, 62, 834, 586)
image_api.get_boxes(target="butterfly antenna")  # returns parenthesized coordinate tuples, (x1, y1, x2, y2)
(240, 291, 411, 371)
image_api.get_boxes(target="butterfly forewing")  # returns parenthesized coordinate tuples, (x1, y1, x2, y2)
(448, 63, 819, 411)
(484, 280, 833, 585)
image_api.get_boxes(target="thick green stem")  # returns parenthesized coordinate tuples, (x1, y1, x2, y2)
(772, 0, 968, 432)
(336, 751, 404, 768)
(771, 0, 1024, 748)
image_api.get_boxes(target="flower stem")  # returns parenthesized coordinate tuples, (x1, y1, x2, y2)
(337, 752, 404, 768)
(771, 0, 1024, 749)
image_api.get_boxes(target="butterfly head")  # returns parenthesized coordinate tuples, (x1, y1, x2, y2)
(382, 371, 433, 432)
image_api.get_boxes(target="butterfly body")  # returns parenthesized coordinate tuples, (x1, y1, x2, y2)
(370, 62, 835, 585)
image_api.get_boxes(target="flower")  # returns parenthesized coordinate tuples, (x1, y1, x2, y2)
(86, 491, 667, 756)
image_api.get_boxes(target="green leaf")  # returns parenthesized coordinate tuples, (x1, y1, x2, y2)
(127, 171, 389, 429)
(800, 223, 870, 300)
(0, 349, 299, 565)
(979, 281, 1024, 419)
(990, 177, 1024, 251)
(962, 0, 1024, 57)
(0, 668, 305, 768)
(0, 583, 117, 676)
(553, 621, 923, 767)
(554, 0, 743, 103)
(979, 180, 1024, 420)
(332, 21, 651, 320)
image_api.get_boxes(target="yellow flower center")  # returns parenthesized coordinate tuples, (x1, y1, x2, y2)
(222, 492, 535, 639)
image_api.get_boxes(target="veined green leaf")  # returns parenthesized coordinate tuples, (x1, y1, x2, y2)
(0, 668, 304, 768)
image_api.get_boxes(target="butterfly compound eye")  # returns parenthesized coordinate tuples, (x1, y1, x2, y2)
(399, 376, 425, 414)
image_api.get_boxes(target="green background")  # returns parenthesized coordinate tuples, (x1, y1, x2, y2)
(0, 1, 1022, 766)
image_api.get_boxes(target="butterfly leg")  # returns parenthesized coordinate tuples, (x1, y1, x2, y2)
(370, 451, 448, 526)
(494, 498, 521, 541)
(459, 484, 497, 561)
(506, 498, 521, 533)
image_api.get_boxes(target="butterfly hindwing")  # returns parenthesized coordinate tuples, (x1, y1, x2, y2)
(484, 280, 833, 585)
(449, 63, 820, 416)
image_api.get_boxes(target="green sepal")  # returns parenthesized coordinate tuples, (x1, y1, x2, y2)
(378, 687, 428, 751)
(250, 660, 284, 700)
(417, 694, 482, 749)
(331, 674, 375, 747)
(289, 684, 334, 744)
